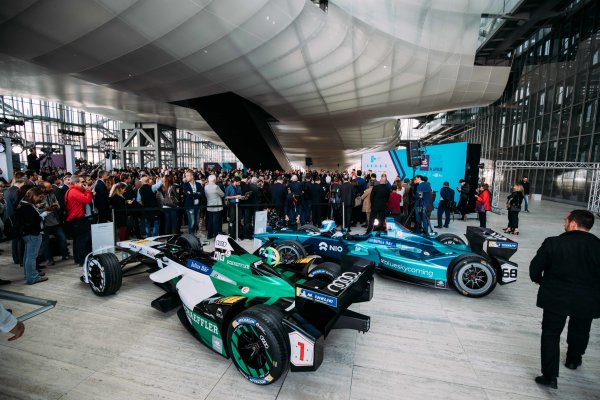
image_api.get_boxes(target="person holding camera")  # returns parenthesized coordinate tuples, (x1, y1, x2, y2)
(413, 175, 430, 234)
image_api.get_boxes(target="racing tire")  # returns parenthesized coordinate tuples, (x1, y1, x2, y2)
(308, 262, 342, 283)
(87, 253, 122, 296)
(227, 305, 290, 385)
(449, 254, 497, 298)
(274, 240, 307, 264)
(436, 233, 466, 245)
(176, 234, 203, 253)
(298, 224, 320, 233)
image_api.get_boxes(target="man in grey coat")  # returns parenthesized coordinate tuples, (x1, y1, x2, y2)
(205, 174, 224, 239)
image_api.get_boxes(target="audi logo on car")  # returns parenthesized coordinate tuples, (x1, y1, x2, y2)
(327, 272, 361, 293)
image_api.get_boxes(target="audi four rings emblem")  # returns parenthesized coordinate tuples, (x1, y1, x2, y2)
(327, 272, 361, 293)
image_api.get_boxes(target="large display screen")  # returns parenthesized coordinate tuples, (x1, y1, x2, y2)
(361, 142, 469, 206)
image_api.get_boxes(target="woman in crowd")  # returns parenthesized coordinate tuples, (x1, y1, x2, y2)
(16, 187, 52, 285)
(475, 183, 492, 228)
(156, 174, 179, 234)
(109, 182, 132, 241)
(505, 183, 524, 235)
(361, 180, 374, 227)
(387, 184, 402, 222)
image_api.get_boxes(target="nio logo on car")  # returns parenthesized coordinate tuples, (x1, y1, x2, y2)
(296, 288, 338, 307)
(318, 242, 343, 252)
(486, 232, 508, 241)
(186, 259, 213, 275)
(327, 272, 361, 293)
(435, 280, 446, 288)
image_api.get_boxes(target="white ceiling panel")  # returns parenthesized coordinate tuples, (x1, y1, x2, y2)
(0, 0, 511, 168)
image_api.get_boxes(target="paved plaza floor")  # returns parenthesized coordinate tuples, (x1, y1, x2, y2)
(1, 199, 599, 399)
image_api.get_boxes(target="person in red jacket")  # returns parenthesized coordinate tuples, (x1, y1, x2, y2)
(387, 184, 402, 223)
(475, 183, 492, 228)
(64, 175, 93, 266)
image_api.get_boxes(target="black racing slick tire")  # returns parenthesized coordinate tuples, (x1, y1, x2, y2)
(176, 234, 203, 253)
(274, 240, 307, 264)
(436, 233, 467, 245)
(298, 224, 320, 233)
(449, 254, 497, 298)
(307, 262, 342, 283)
(87, 253, 122, 296)
(227, 305, 290, 385)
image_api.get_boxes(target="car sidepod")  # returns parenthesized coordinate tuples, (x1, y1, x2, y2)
(465, 227, 519, 285)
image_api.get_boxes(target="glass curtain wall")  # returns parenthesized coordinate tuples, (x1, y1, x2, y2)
(448, 1, 600, 204)
(0, 95, 239, 170)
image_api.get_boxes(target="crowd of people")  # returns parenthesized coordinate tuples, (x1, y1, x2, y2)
(2, 159, 599, 392)
(0, 159, 535, 288)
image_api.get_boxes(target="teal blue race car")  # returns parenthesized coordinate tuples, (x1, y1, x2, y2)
(254, 218, 518, 298)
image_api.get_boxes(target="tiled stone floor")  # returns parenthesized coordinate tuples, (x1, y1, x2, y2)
(1, 199, 598, 399)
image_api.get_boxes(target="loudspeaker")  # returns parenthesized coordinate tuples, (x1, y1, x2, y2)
(406, 141, 422, 167)
(306, 157, 313, 167)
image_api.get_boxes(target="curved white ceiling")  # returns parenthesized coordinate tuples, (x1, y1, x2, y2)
(0, 0, 510, 168)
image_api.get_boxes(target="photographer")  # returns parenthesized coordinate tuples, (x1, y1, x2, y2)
(413, 175, 430, 234)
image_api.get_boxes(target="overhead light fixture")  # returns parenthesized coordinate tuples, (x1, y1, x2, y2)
(12, 143, 23, 154)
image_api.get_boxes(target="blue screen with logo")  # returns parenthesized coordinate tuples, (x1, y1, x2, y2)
(362, 142, 468, 206)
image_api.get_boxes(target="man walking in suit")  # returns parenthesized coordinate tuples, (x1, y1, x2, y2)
(529, 209, 600, 389)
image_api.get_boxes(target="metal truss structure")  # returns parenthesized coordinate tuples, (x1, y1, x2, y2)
(492, 161, 600, 213)
(120, 122, 177, 169)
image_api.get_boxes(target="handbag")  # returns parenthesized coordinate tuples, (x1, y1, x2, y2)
(354, 195, 363, 207)
(475, 203, 486, 212)
(64, 216, 92, 236)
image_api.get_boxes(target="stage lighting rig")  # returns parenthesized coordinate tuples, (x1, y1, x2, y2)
(58, 128, 85, 136)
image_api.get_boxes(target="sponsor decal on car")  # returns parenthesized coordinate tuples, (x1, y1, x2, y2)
(381, 258, 434, 279)
(367, 237, 397, 247)
(435, 280, 447, 288)
(488, 241, 518, 249)
(226, 259, 250, 269)
(318, 241, 343, 252)
(184, 306, 220, 335)
(296, 287, 338, 307)
(186, 259, 213, 275)
(326, 272, 361, 293)
(241, 286, 250, 294)
(215, 296, 245, 304)
(132, 239, 151, 245)
(501, 263, 518, 283)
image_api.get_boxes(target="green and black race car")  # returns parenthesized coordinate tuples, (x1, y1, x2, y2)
(81, 233, 374, 385)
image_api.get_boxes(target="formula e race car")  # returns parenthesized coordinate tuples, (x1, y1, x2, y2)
(253, 219, 519, 298)
(80, 234, 375, 385)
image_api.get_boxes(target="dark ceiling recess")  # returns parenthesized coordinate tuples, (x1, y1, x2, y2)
(174, 93, 287, 170)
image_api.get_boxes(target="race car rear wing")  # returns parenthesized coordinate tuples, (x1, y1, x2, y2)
(294, 255, 375, 338)
(465, 227, 519, 285)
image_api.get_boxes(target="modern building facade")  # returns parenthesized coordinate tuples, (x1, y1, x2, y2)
(428, 0, 600, 204)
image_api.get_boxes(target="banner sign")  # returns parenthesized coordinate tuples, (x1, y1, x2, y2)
(361, 142, 469, 206)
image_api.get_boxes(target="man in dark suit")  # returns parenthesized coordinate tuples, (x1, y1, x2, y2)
(529, 209, 600, 389)
(93, 170, 110, 223)
(339, 174, 355, 231)
(269, 176, 286, 217)
(182, 171, 205, 235)
(368, 177, 390, 233)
